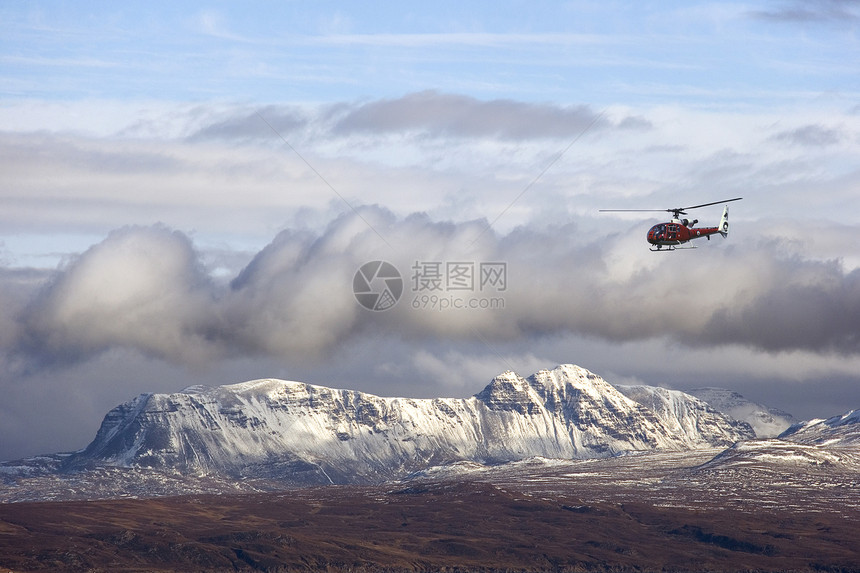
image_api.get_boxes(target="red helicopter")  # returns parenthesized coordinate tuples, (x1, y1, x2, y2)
(600, 198, 742, 251)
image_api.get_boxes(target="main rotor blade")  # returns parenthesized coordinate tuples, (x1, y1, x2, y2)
(681, 197, 743, 211)
(600, 197, 742, 214)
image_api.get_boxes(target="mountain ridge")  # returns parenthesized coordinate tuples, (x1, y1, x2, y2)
(4, 364, 860, 504)
(687, 387, 796, 437)
(779, 409, 860, 446)
(56, 364, 753, 485)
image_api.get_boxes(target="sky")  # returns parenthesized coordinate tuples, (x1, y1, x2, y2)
(1, 0, 860, 461)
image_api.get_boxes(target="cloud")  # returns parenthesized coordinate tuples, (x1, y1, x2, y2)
(4, 101, 858, 257)
(19, 225, 222, 367)
(329, 91, 620, 140)
(183, 92, 649, 143)
(751, 0, 860, 23)
(0, 130, 343, 239)
(8, 207, 860, 382)
(0, 268, 46, 352)
(223, 219, 369, 358)
(699, 257, 860, 353)
(771, 124, 845, 147)
(188, 105, 310, 141)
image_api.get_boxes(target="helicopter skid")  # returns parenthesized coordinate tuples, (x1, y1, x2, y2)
(650, 244, 697, 252)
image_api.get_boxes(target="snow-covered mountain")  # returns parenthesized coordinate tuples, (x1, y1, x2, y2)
(687, 387, 796, 438)
(615, 385, 753, 442)
(779, 410, 860, 446)
(57, 365, 753, 484)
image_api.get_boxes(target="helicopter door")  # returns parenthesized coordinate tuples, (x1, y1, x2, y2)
(666, 224, 679, 241)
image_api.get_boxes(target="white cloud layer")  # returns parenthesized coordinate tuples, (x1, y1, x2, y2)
(3, 96, 859, 247)
(7, 206, 860, 372)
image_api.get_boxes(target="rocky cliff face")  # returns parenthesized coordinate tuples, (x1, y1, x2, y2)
(63, 364, 754, 484)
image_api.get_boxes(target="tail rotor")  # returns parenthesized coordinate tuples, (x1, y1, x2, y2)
(719, 205, 730, 237)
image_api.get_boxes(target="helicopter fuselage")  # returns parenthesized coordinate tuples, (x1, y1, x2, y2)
(646, 218, 723, 249)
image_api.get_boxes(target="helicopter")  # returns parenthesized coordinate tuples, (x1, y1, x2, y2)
(600, 198, 742, 251)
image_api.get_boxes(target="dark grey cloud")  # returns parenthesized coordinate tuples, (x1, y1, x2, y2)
(0, 267, 50, 352)
(699, 258, 860, 353)
(183, 93, 650, 143)
(330, 91, 630, 140)
(188, 105, 309, 141)
(771, 124, 845, 147)
(751, 0, 860, 23)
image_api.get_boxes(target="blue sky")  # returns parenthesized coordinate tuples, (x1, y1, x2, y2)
(4, 2, 857, 104)
(1, 1, 860, 460)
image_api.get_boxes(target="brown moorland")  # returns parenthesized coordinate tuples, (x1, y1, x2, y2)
(1, 479, 859, 573)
